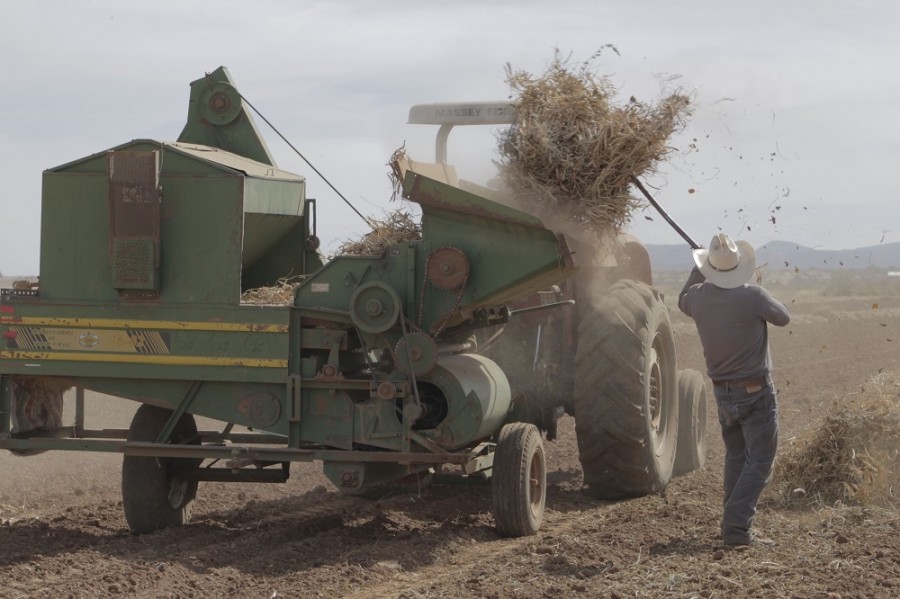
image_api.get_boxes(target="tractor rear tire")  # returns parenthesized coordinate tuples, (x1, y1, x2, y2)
(574, 279, 678, 499)
(122, 404, 200, 535)
(492, 422, 546, 537)
(673, 369, 708, 476)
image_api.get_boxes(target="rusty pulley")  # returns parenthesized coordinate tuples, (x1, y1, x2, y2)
(426, 246, 469, 290)
(394, 331, 438, 376)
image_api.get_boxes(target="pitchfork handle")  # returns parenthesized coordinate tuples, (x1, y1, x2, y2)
(630, 176, 701, 250)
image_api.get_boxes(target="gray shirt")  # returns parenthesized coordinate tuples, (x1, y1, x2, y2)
(678, 268, 790, 381)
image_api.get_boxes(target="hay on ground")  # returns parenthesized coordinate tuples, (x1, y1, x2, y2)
(775, 377, 900, 508)
(497, 50, 691, 236)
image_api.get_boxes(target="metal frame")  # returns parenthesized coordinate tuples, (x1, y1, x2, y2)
(0, 384, 488, 471)
(407, 101, 516, 164)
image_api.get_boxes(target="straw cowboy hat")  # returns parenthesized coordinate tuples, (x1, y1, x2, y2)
(692, 233, 756, 289)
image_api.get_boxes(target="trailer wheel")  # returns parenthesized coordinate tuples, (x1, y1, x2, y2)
(122, 404, 200, 535)
(574, 279, 678, 499)
(492, 422, 546, 537)
(673, 369, 708, 476)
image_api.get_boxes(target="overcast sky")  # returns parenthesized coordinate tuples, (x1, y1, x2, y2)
(2, 0, 899, 275)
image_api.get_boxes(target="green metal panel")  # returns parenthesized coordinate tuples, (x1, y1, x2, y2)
(295, 254, 408, 317)
(406, 172, 573, 330)
(79, 378, 289, 435)
(300, 388, 355, 449)
(160, 174, 244, 303)
(177, 66, 276, 166)
(39, 172, 115, 301)
(0, 303, 291, 384)
(241, 213, 303, 270)
(323, 461, 427, 492)
(243, 177, 305, 216)
(422, 208, 570, 313)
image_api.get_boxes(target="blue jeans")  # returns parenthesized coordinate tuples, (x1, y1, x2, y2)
(714, 380, 778, 544)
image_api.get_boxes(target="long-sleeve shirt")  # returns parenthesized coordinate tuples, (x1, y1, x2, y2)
(678, 268, 791, 382)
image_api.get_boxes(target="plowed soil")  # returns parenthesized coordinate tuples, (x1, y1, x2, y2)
(2, 276, 899, 598)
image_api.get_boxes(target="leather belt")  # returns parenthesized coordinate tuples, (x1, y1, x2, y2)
(712, 376, 768, 389)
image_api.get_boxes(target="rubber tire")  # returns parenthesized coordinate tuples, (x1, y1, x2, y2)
(121, 405, 200, 535)
(574, 279, 678, 499)
(673, 369, 708, 476)
(492, 422, 546, 537)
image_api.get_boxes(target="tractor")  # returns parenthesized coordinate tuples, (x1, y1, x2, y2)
(405, 102, 708, 496)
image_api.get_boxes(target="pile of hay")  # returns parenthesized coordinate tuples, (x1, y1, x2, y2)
(240, 274, 305, 305)
(775, 378, 900, 508)
(497, 51, 691, 235)
(337, 209, 421, 256)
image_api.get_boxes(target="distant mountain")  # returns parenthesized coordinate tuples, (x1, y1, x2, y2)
(646, 241, 900, 271)
(755, 241, 900, 270)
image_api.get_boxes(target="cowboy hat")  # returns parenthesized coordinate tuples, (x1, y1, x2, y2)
(692, 233, 756, 289)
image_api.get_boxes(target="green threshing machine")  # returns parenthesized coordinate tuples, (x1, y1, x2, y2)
(1, 67, 706, 537)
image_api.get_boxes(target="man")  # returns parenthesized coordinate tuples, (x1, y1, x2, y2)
(678, 233, 790, 547)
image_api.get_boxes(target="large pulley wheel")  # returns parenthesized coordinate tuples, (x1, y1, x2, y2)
(349, 281, 401, 334)
(673, 369, 708, 476)
(573, 279, 678, 499)
(492, 422, 546, 537)
(200, 82, 242, 125)
(121, 404, 201, 535)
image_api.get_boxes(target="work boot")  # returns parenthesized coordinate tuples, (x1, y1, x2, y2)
(724, 532, 777, 549)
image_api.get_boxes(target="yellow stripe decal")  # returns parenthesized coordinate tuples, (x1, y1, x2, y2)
(5, 317, 288, 333)
(10, 327, 172, 354)
(0, 351, 287, 368)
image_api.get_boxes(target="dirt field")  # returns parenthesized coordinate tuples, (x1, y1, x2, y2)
(2, 272, 899, 598)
